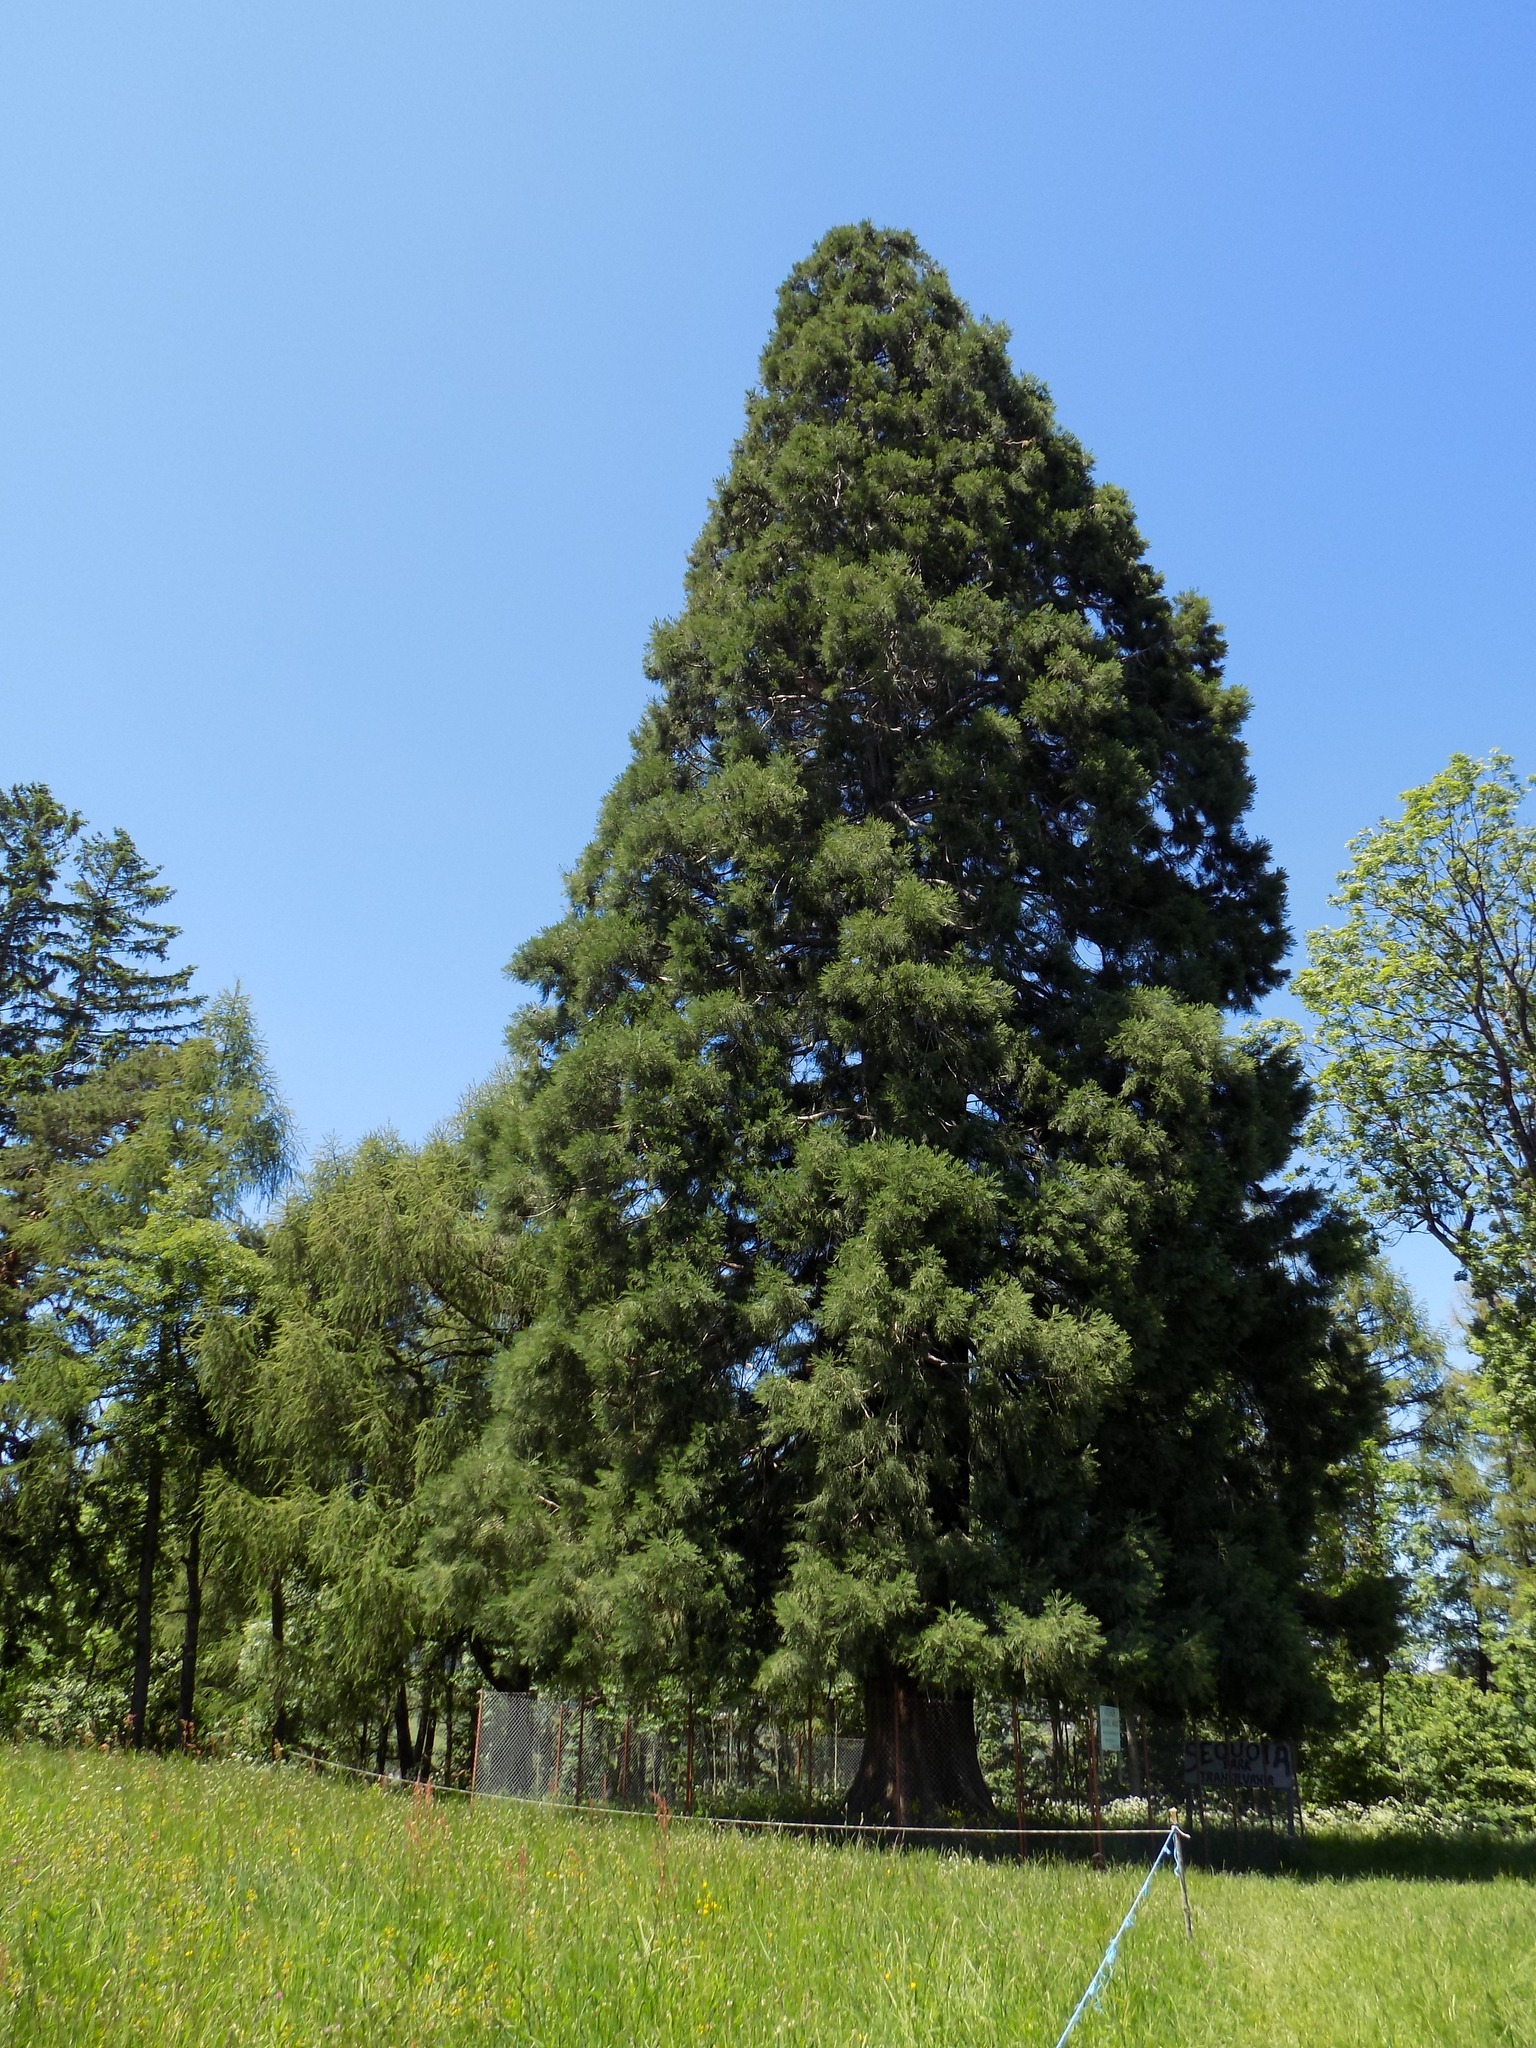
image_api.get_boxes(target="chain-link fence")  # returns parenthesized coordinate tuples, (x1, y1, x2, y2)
(467, 1689, 1300, 1853)
(471, 1693, 864, 1810)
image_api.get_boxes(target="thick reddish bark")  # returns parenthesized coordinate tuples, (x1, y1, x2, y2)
(844, 1669, 998, 1828)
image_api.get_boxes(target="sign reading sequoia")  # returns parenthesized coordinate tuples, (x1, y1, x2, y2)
(1182, 1739, 1296, 1791)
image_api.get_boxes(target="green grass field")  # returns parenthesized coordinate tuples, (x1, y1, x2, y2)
(1, 1747, 1533, 2046)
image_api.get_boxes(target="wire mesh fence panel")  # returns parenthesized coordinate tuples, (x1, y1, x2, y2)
(829, 1735, 865, 1793)
(472, 1692, 551, 1800)
(470, 1695, 870, 1810)
(469, 1690, 1284, 1851)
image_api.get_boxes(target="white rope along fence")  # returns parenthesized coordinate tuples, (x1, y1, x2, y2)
(282, 1742, 1180, 1841)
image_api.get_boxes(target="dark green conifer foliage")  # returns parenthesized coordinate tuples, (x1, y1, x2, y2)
(50, 828, 199, 1083)
(476, 226, 1365, 1819)
(0, 786, 198, 1116)
(1, 791, 201, 1348)
(3, 993, 288, 1743)
(0, 787, 204, 1721)
(0, 786, 80, 1132)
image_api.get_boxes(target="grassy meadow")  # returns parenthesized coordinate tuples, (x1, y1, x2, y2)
(1, 1747, 1533, 2046)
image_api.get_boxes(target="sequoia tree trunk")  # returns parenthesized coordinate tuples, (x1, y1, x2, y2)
(128, 1447, 164, 1748)
(844, 1668, 997, 1828)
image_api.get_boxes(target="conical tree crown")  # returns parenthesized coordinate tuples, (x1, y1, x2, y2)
(479, 226, 1354, 1743)
(637, 223, 1283, 1012)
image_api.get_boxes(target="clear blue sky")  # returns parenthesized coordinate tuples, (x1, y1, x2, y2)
(4, 3, 1532, 1310)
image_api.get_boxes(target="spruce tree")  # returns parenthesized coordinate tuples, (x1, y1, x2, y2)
(1, 789, 203, 1713)
(0, 786, 79, 1139)
(0, 787, 198, 1118)
(475, 225, 1367, 1820)
(0, 786, 201, 1355)
(50, 827, 198, 1083)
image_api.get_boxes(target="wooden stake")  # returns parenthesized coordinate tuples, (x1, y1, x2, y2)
(1011, 1700, 1028, 1862)
(469, 1691, 484, 1808)
(1170, 1810, 1193, 1939)
(805, 1698, 814, 1821)
(892, 1681, 905, 1828)
(1088, 1711, 1105, 1871)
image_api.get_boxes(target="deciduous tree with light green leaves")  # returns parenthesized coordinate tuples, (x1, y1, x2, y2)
(473, 223, 1370, 1822)
(1297, 752, 1536, 1438)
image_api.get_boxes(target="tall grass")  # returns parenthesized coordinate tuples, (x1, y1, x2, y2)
(1, 1747, 1532, 2045)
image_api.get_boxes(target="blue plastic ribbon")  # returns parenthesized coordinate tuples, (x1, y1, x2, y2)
(1053, 1826, 1178, 2048)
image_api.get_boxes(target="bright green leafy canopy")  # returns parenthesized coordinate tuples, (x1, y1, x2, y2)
(1297, 752, 1536, 1436)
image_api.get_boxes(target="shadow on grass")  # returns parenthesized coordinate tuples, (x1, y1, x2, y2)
(298, 1763, 1536, 1883)
(771, 1817, 1536, 1881)
(1182, 1825, 1536, 1883)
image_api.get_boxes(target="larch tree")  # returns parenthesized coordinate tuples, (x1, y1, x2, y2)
(21, 991, 289, 1743)
(473, 225, 1369, 1822)
(204, 1133, 516, 1769)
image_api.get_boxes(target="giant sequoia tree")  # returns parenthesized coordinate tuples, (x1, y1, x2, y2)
(476, 225, 1369, 1821)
